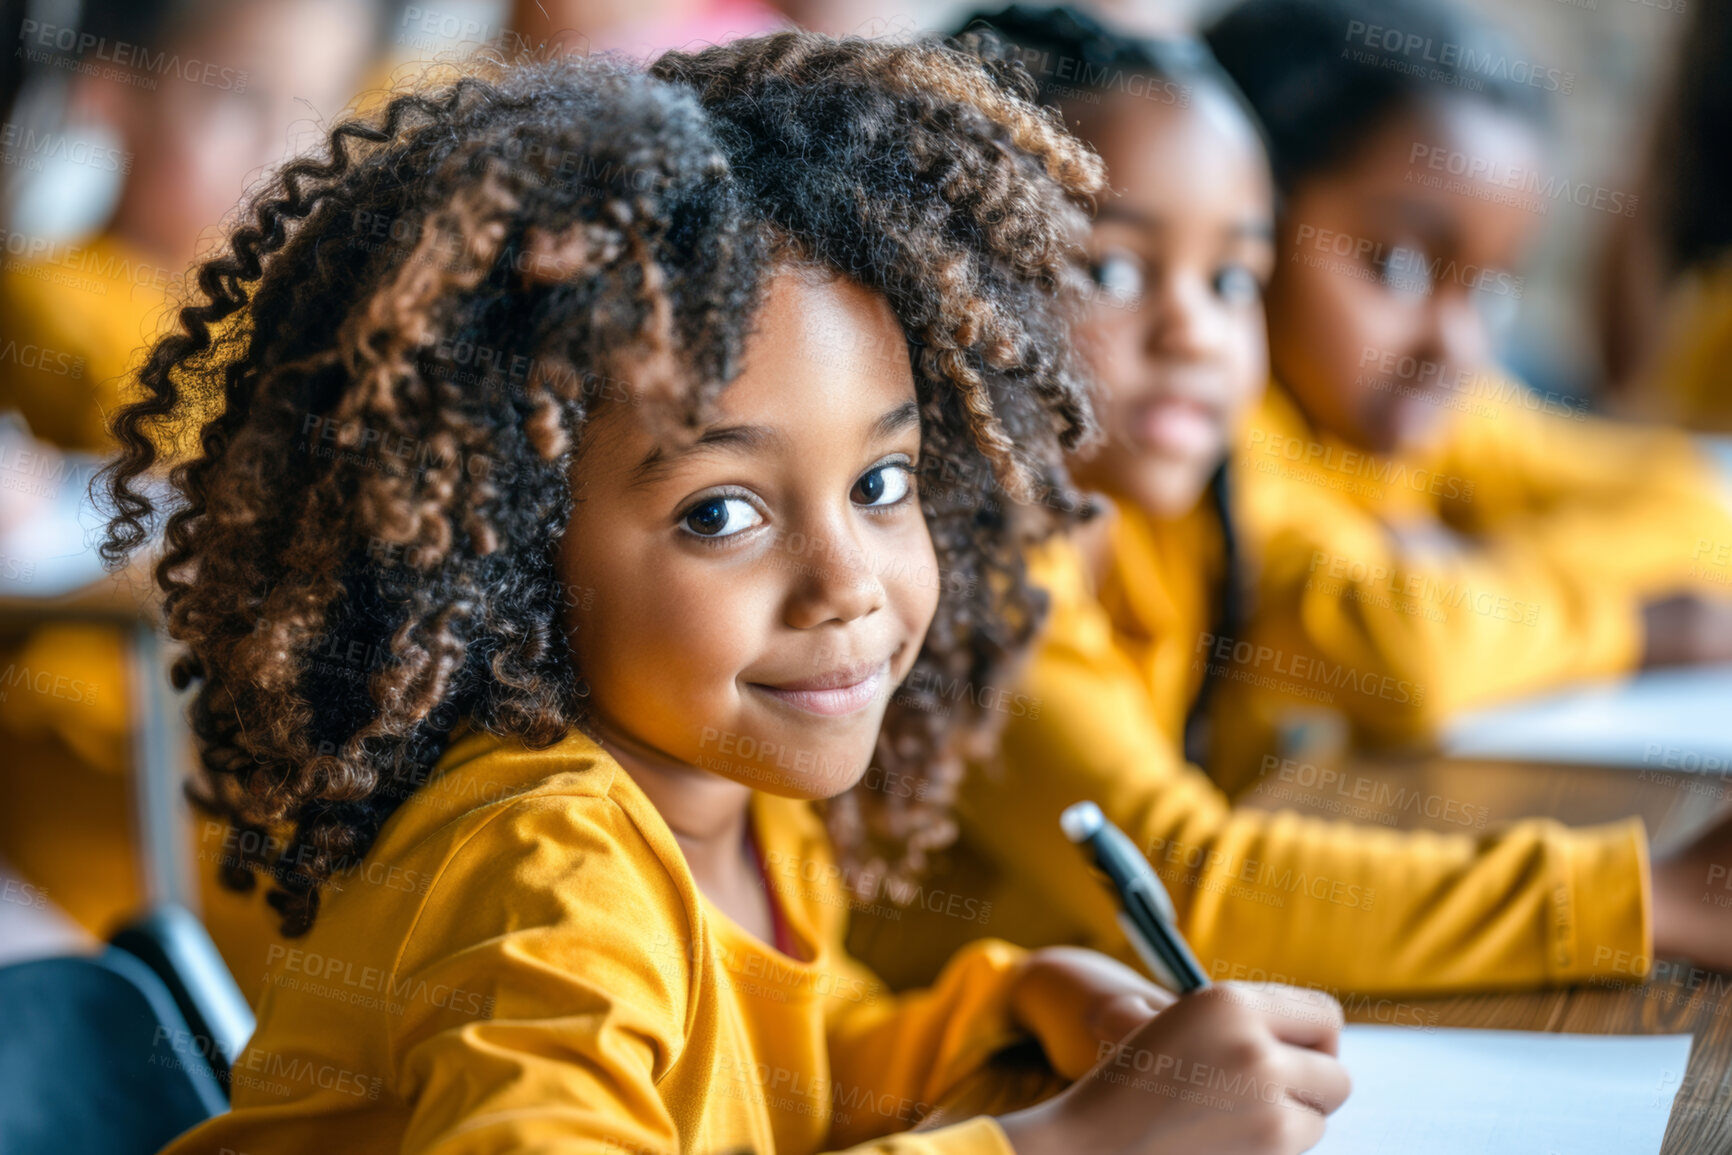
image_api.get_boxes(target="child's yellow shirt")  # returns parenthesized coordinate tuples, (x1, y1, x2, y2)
(849, 530, 1651, 997)
(162, 723, 1030, 1155)
(1642, 257, 1732, 432)
(0, 231, 181, 452)
(1215, 378, 1732, 792)
(1090, 497, 1223, 748)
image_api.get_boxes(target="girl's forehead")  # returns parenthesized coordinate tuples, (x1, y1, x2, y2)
(737, 272, 914, 394)
(572, 275, 920, 479)
(1342, 97, 1545, 191)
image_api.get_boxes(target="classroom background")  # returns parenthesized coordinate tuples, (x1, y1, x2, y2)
(1, 0, 1729, 1152)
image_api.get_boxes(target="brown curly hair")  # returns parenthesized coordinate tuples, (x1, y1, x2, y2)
(98, 34, 1104, 936)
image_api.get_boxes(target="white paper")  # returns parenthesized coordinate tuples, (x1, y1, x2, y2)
(1311, 1025, 1692, 1155)
(1441, 664, 1732, 770)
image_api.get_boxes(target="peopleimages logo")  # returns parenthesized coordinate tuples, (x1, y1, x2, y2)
(1408, 144, 1637, 217)
(1343, 19, 1576, 94)
(17, 20, 250, 92)
(0, 122, 132, 175)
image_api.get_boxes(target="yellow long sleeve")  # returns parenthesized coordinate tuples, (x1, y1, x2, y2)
(1217, 382, 1732, 787)
(162, 725, 1028, 1155)
(1639, 258, 1732, 432)
(823, 942, 1027, 1150)
(852, 538, 1651, 998)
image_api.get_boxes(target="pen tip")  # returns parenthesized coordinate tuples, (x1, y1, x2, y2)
(1060, 801, 1104, 843)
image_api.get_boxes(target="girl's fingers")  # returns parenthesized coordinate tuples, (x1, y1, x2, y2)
(1224, 982, 1346, 1054)
(1092, 990, 1174, 1046)
(1276, 1041, 1354, 1117)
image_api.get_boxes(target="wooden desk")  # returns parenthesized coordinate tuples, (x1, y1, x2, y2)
(930, 755, 1732, 1153)
(1242, 753, 1732, 1155)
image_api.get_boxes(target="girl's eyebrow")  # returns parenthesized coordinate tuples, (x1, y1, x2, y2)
(628, 401, 919, 488)
(871, 400, 921, 442)
(631, 423, 784, 486)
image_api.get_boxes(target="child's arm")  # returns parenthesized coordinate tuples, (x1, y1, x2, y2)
(1231, 389, 1732, 754)
(1239, 498, 1642, 745)
(1437, 390, 1732, 596)
(966, 547, 1652, 997)
(386, 799, 692, 1155)
(1439, 394, 1732, 667)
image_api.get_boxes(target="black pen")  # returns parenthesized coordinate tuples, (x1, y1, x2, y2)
(1061, 800, 1210, 994)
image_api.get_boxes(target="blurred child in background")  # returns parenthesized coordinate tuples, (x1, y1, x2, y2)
(1595, 0, 1732, 430)
(0, 0, 385, 976)
(1203, 0, 1732, 792)
(505, 0, 784, 56)
(849, 4, 1732, 1006)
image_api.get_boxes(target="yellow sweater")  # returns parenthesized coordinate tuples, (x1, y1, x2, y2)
(849, 529, 1651, 997)
(1642, 257, 1732, 432)
(163, 724, 1033, 1155)
(1214, 379, 1732, 792)
(1091, 498, 1222, 749)
(0, 231, 179, 452)
(0, 233, 171, 932)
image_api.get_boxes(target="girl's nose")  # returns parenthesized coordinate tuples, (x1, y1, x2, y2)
(782, 529, 887, 630)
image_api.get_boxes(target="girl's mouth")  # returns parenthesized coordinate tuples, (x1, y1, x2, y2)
(748, 660, 890, 717)
(1130, 397, 1219, 458)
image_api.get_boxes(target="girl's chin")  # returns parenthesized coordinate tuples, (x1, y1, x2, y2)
(695, 733, 877, 800)
(1112, 460, 1217, 518)
(739, 764, 873, 802)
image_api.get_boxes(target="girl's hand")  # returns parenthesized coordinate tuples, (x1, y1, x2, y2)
(1640, 593, 1732, 667)
(1652, 811, 1732, 969)
(998, 983, 1351, 1155)
(1009, 947, 1176, 1081)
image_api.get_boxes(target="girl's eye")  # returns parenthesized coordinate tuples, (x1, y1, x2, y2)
(681, 495, 764, 539)
(1089, 252, 1146, 304)
(1214, 264, 1263, 306)
(852, 463, 912, 508)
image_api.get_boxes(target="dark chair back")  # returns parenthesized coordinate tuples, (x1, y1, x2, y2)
(0, 948, 226, 1155)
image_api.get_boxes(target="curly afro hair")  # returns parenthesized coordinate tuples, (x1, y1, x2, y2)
(98, 34, 1105, 936)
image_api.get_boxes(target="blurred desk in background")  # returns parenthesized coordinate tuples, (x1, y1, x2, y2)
(933, 755, 1732, 1154)
(0, 451, 195, 918)
(1441, 664, 1732, 773)
(1242, 752, 1732, 1155)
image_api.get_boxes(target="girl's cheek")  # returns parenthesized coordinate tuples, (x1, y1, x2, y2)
(1081, 315, 1143, 402)
(890, 521, 942, 637)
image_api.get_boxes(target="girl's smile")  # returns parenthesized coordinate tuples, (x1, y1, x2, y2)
(746, 654, 895, 718)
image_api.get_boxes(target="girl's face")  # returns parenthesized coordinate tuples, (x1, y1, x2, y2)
(1070, 88, 1275, 518)
(105, 0, 374, 263)
(558, 272, 939, 800)
(1265, 99, 1545, 455)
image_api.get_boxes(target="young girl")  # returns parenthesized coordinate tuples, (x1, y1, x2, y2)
(849, 4, 1732, 1004)
(102, 39, 1349, 1155)
(1203, 0, 1732, 790)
